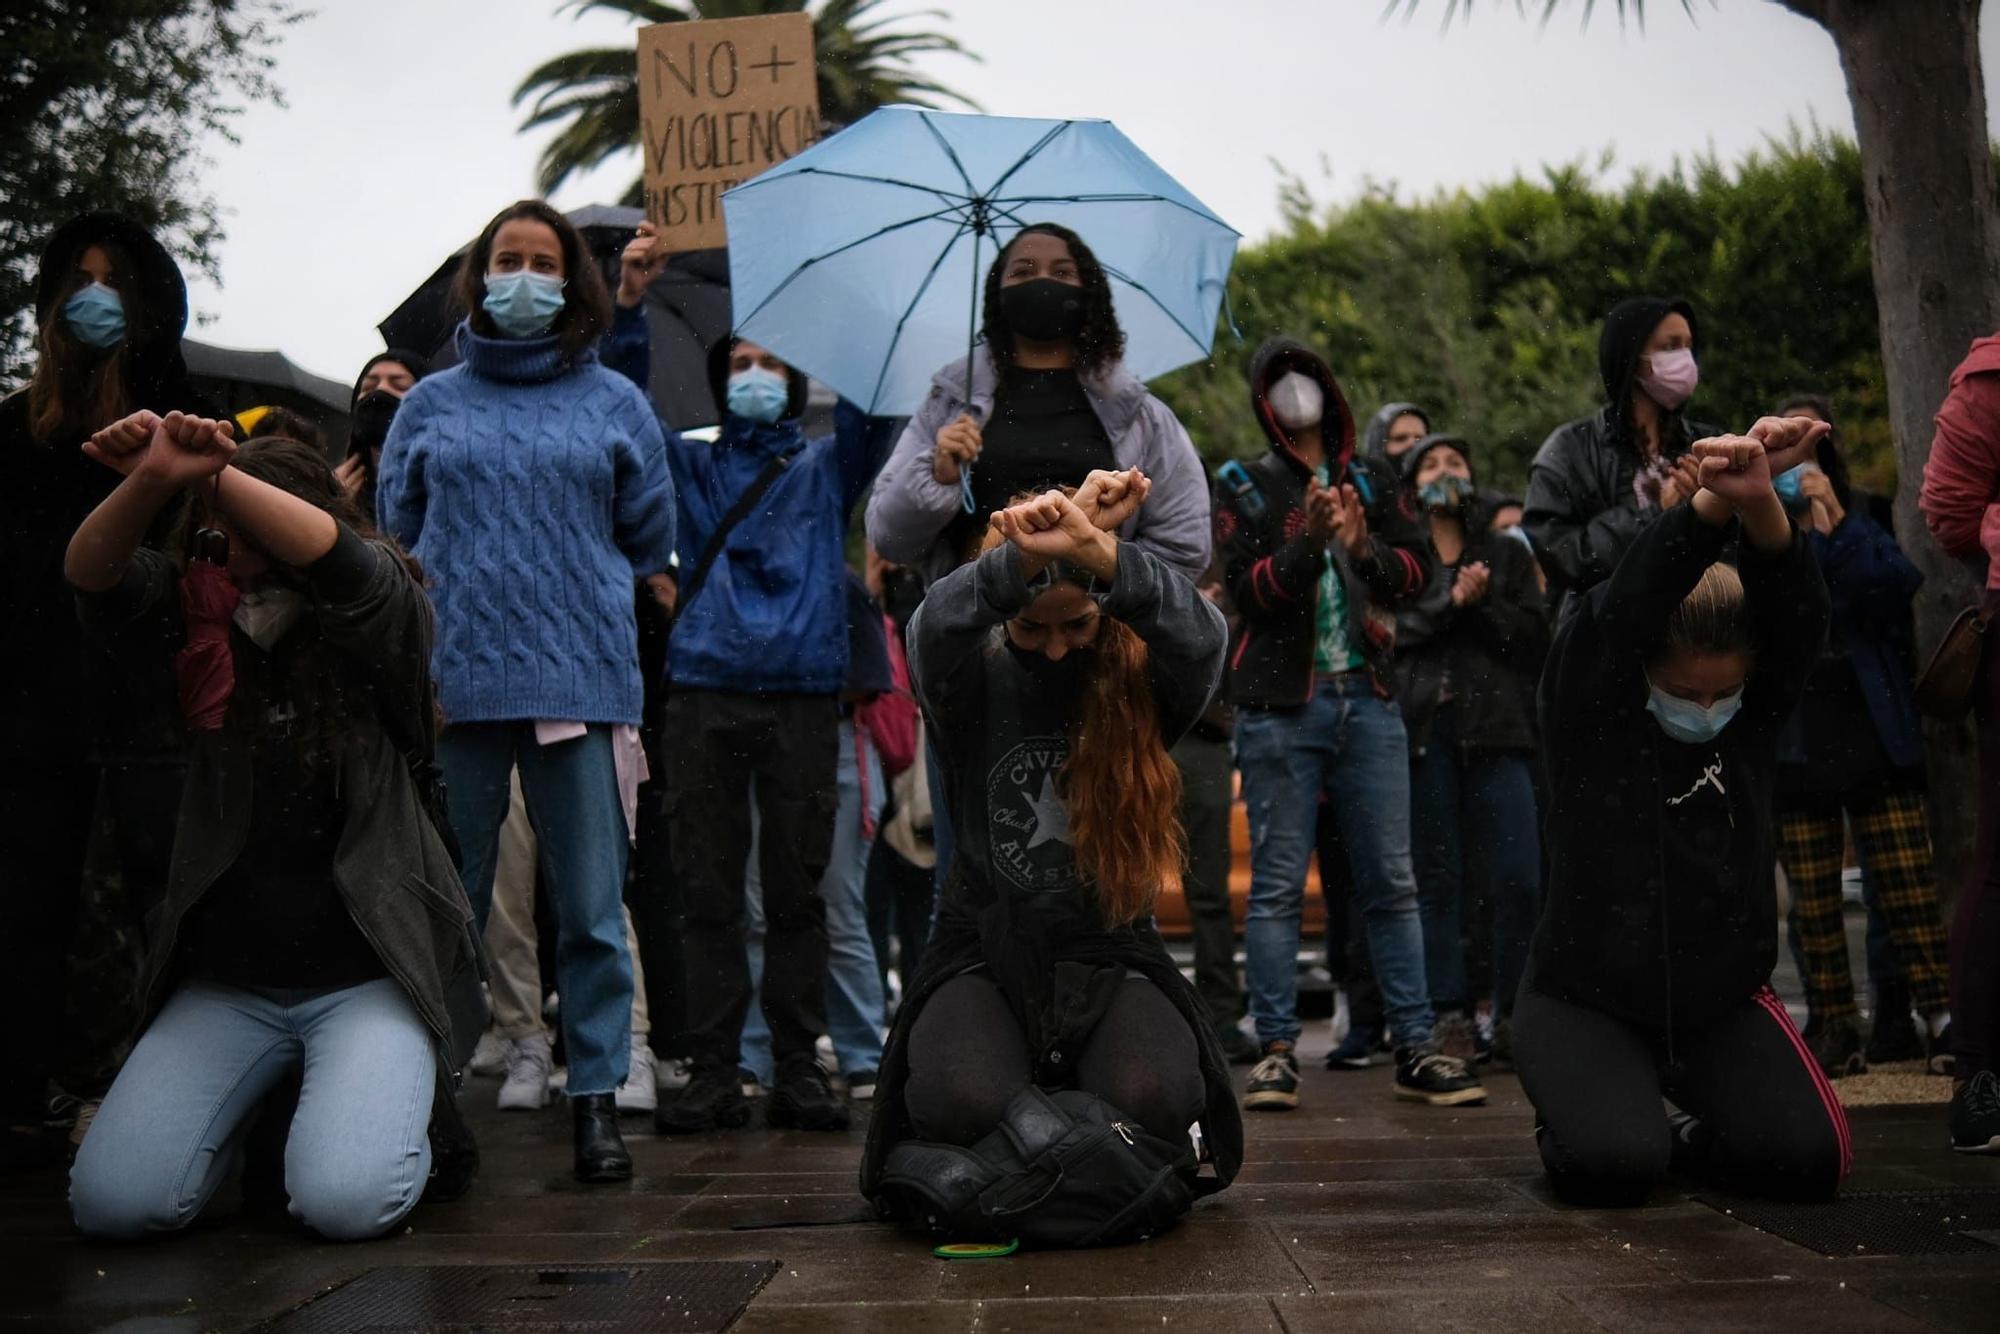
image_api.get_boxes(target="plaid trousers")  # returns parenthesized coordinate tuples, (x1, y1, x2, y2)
(1778, 786, 1950, 1024)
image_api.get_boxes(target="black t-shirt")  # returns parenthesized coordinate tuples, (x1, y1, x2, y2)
(964, 368, 1116, 520)
(182, 650, 384, 991)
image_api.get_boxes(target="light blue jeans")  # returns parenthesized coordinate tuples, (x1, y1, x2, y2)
(71, 978, 436, 1241)
(437, 722, 633, 1095)
(743, 720, 887, 1083)
(1237, 680, 1435, 1051)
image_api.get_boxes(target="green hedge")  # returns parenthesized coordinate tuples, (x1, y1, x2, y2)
(1153, 127, 1899, 496)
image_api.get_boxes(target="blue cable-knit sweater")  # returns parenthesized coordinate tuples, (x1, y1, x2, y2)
(376, 322, 676, 726)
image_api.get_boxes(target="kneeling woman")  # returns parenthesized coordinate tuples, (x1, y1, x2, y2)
(861, 474, 1241, 1205)
(1518, 418, 1851, 1203)
(64, 411, 482, 1241)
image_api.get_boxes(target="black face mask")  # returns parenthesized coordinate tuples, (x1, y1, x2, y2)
(999, 278, 1088, 344)
(350, 389, 403, 451)
(1004, 638, 1092, 691)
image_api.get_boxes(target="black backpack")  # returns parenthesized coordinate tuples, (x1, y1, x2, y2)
(876, 1086, 1197, 1249)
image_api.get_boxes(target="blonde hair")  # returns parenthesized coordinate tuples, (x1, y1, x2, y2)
(1653, 561, 1750, 664)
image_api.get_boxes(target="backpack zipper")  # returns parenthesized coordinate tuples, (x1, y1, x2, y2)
(1112, 1122, 1136, 1146)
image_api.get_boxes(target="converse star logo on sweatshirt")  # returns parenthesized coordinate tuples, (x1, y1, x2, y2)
(987, 736, 1078, 894)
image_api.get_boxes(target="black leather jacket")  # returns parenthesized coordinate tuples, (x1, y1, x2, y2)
(1393, 521, 1548, 757)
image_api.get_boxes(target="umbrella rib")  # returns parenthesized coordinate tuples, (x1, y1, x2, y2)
(916, 111, 979, 198)
(733, 206, 972, 331)
(728, 165, 971, 207)
(1098, 261, 1214, 355)
(984, 122, 1072, 199)
(988, 193, 1237, 231)
(867, 215, 976, 415)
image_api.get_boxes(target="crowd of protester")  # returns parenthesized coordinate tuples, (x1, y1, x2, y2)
(4, 200, 1998, 1247)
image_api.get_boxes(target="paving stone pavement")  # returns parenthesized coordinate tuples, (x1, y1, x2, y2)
(5, 1029, 1998, 1333)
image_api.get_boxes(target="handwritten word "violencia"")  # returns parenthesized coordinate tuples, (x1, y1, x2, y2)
(645, 105, 821, 178)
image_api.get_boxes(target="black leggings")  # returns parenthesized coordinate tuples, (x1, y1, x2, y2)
(904, 974, 1204, 1147)
(1513, 978, 1851, 1204)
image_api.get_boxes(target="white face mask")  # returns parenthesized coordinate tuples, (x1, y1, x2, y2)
(1268, 372, 1324, 431)
(233, 586, 306, 650)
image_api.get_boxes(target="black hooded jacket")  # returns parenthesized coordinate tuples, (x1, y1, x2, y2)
(1, 214, 209, 762)
(1523, 297, 1720, 621)
(1391, 435, 1548, 756)
(1530, 502, 1827, 1043)
(1214, 340, 1433, 708)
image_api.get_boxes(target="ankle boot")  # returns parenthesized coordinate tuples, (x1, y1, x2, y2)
(572, 1093, 633, 1183)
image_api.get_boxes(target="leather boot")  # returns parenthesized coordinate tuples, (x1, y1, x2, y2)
(572, 1093, 632, 1183)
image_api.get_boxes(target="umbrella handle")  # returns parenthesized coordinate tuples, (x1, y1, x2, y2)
(960, 467, 976, 514)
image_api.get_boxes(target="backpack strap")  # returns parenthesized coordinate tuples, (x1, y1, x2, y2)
(674, 446, 800, 627)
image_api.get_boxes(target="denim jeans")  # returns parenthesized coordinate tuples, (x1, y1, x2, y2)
(1410, 703, 1542, 1018)
(437, 722, 633, 1096)
(744, 720, 887, 1082)
(71, 978, 435, 1241)
(1237, 680, 1433, 1050)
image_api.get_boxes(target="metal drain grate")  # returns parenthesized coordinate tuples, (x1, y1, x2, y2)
(258, 1260, 780, 1332)
(1700, 1189, 2000, 1257)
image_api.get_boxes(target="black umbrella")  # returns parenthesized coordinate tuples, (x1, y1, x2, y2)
(375, 204, 733, 429)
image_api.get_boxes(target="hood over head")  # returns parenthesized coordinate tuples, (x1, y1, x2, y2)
(1599, 295, 1697, 411)
(1363, 401, 1431, 459)
(34, 212, 190, 386)
(1248, 337, 1355, 470)
(709, 335, 809, 425)
(1399, 432, 1475, 488)
(351, 348, 432, 404)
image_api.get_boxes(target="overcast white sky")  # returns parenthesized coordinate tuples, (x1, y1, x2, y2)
(184, 0, 2000, 384)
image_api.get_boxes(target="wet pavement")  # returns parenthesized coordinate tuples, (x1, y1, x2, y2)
(5, 1035, 1998, 1332)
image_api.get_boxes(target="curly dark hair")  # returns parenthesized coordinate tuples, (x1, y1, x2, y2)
(454, 199, 612, 361)
(182, 436, 426, 768)
(980, 223, 1125, 386)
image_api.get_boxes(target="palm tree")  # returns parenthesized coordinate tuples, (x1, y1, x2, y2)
(515, 0, 980, 202)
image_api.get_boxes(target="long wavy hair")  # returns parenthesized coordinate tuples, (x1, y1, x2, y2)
(182, 436, 426, 767)
(27, 240, 139, 445)
(980, 509, 1185, 927)
(980, 223, 1126, 389)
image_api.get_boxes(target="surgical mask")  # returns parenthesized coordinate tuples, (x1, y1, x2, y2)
(1644, 677, 1743, 744)
(998, 278, 1087, 343)
(63, 282, 127, 349)
(1636, 347, 1699, 410)
(726, 366, 790, 424)
(1268, 372, 1324, 431)
(1418, 474, 1474, 514)
(1773, 462, 1815, 509)
(233, 586, 306, 651)
(482, 270, 566, 338)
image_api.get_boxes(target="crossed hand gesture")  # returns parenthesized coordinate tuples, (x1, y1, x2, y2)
(991, 489, 1119, 581)
(84, 410, 237, 489)
(1688, 415, 1830, 507)
(1073, 467, 1151, 533)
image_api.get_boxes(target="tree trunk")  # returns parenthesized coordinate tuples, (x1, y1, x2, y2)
(1785, 0, 1996, 906)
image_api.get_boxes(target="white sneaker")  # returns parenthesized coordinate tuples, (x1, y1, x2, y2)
(467, 1030, 507, 1078)
(615, 1040, 659, 1114)
(815, 1034, 837, 1074)
(657, 1057, 693, 1091)
(496, 1034, 554, 1110)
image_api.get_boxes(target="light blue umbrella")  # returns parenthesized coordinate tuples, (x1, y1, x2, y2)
(722, 106, 1240, 433)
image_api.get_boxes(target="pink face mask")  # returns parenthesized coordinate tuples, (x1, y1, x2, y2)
(1637, 347, 1699, 410)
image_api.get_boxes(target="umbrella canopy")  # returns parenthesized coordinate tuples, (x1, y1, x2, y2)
(722, 106, 1240, 418)
(182, 338, 352, 452)
(375, 204, 734, 428)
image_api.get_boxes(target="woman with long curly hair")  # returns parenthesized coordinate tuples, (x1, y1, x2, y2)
(859, 471, 1242, 1213)
(62, 413, 484, 1240)
(865, 223, 1211, 585)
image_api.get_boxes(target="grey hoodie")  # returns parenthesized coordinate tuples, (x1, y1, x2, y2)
(864, 349, 1211, 585)
(1362, 401, 1431, 460)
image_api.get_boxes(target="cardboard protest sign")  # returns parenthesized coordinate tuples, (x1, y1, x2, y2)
(638, 12, 821, 254)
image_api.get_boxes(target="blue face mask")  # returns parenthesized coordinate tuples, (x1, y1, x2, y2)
(482, 270, 566, 338)
(63, 282, 127, 349)
(727, 366, 791, 424)
(1418, 474, 1474, 513)
(1773, 464, 1811, 509)
(1644, 678, 1744, 744)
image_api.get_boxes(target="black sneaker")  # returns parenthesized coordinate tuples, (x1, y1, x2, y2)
(1929, 1021, 1957, 1078)
(844, 1069, 879, 1102)
(1242, 1041, 1300, 1111)
(1865, 1008, 1925, 1065)
(1324, 1028, 1375, 1071)
(1665, 1109, 1712, 1175)
(1488, 1018, 1516, 1074)
(1394, 1046, 1487, 1107)
(768, 1055, 851, 1131)
(1215, 1024, 1262, 1066)
(1809, 1016, 1867, 1079)
(1949, 1070, 2000, 1154)
(655, 1065, 753, 1134)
